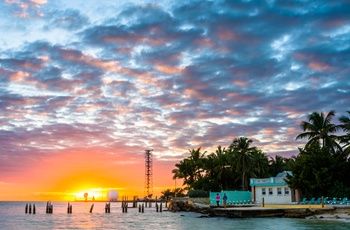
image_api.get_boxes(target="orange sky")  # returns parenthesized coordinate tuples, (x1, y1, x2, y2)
(0, 148, 178, 201)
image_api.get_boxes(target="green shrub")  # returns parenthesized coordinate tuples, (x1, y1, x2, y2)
(187, 190, 209, 198)
(328, 181, 350, 198)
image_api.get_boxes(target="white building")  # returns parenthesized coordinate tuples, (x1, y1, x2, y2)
(250, 171, 298, 204)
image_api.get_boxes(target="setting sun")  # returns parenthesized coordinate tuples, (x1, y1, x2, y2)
(73, 188, 106, 201)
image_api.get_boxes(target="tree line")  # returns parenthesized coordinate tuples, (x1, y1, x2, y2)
(165, 110, 350, 199)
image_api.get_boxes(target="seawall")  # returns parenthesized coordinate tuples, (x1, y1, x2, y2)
(168, 198, 350, 219)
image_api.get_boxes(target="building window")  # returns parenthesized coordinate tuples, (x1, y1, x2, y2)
(268, 188, 273, 195)
(262, 188, 266, 195)
(277, 187, 282, 195)
(284, 187, 290, 195)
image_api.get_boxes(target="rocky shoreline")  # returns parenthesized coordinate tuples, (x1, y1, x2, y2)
(168, 198, 350, 220)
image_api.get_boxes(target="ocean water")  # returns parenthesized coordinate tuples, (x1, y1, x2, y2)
(0, 201, 350, 229)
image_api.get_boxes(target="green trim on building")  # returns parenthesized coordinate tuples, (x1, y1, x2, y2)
(250, 182, 287, 187)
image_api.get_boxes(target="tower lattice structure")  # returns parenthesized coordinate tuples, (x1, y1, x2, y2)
(144, 149, 153, 198)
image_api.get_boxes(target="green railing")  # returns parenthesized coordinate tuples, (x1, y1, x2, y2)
(210, 191, 252, 206)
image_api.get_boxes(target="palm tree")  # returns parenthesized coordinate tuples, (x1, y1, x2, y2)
(229, 137, 256, 190)
(339, 111, 350, 154)
(296, 110, 340, 153)
(172, 148, 206, 190)
(172, 159, 193, 189)
(269, 155, 286, 176)
(284, 155, 296, 171)
(188, 147, 207, 181)
(251, 149, 269, 178)
(206, 146, 232, 190)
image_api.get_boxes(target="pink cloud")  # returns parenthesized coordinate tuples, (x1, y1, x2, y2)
(9, 71, 30, 82)
(261, 128, 276, 135)
(217, 29, 239, 41)
(308, 61, 331, 71)
(194, 37, 214, 47)
(5, 0, 47, 18)
(233, 79, 248, 87)
(155, 65, 182, 75)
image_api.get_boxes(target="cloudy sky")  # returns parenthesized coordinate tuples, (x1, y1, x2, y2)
(0, 0, 349, 200)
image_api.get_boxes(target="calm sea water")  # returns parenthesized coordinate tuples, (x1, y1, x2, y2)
(0, 201, 350, 229)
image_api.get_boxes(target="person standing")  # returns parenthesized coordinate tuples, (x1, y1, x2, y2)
(216, 193, 220, 207)
(223, 193, 228, 208)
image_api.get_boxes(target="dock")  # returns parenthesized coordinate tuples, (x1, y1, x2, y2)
(212, 206, 335, 218)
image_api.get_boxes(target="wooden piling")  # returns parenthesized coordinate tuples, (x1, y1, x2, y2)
(89, 204, 94, 213)
(25, 203, 28, 214)
(67, 203, 72, 214)
(33, 204, 36, 214)
(46, 201, 53, 214)
(262, 197, 265, 207)
(105, 203, 110, 213)
(133, 196, 137, 208)
(29, 203, 32, 214)
(160, 203, 162, 212)
(142, 203, 144, 213)
(156, 203, 159, 212)
(322, 196, 324, 208)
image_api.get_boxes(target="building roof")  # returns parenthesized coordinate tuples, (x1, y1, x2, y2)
(249, 171, 292, 187)
(276, 171, 292, 178)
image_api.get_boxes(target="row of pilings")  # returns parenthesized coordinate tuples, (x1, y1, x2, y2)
(25, 203, 36, 214)
(25, 200, 167, 214)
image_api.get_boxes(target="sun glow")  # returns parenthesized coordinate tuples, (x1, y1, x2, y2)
(73, 188, 106, 201)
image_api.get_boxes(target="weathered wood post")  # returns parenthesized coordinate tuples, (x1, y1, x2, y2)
(33, 204, 36, 214)
(262, 197, 265, 207)
(46, 201, 53, 214)
(105, 203, 110, 213)
(133, 196, 137, 208)
(322, 196, 324, 208)
(29, 203, 32, 214)
(160, 203, 162, 212)
(142, 203, 144, 213)
(156, 203, 159, 212)
(67, 202, 72, 214)
(89, 204, 94, 213)
(25, 203, 28, 214)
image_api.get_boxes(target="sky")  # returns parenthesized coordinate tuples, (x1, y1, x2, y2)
(0, 0, 349, 201)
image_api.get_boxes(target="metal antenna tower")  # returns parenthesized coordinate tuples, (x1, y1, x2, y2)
(144, 150, 153, 198)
